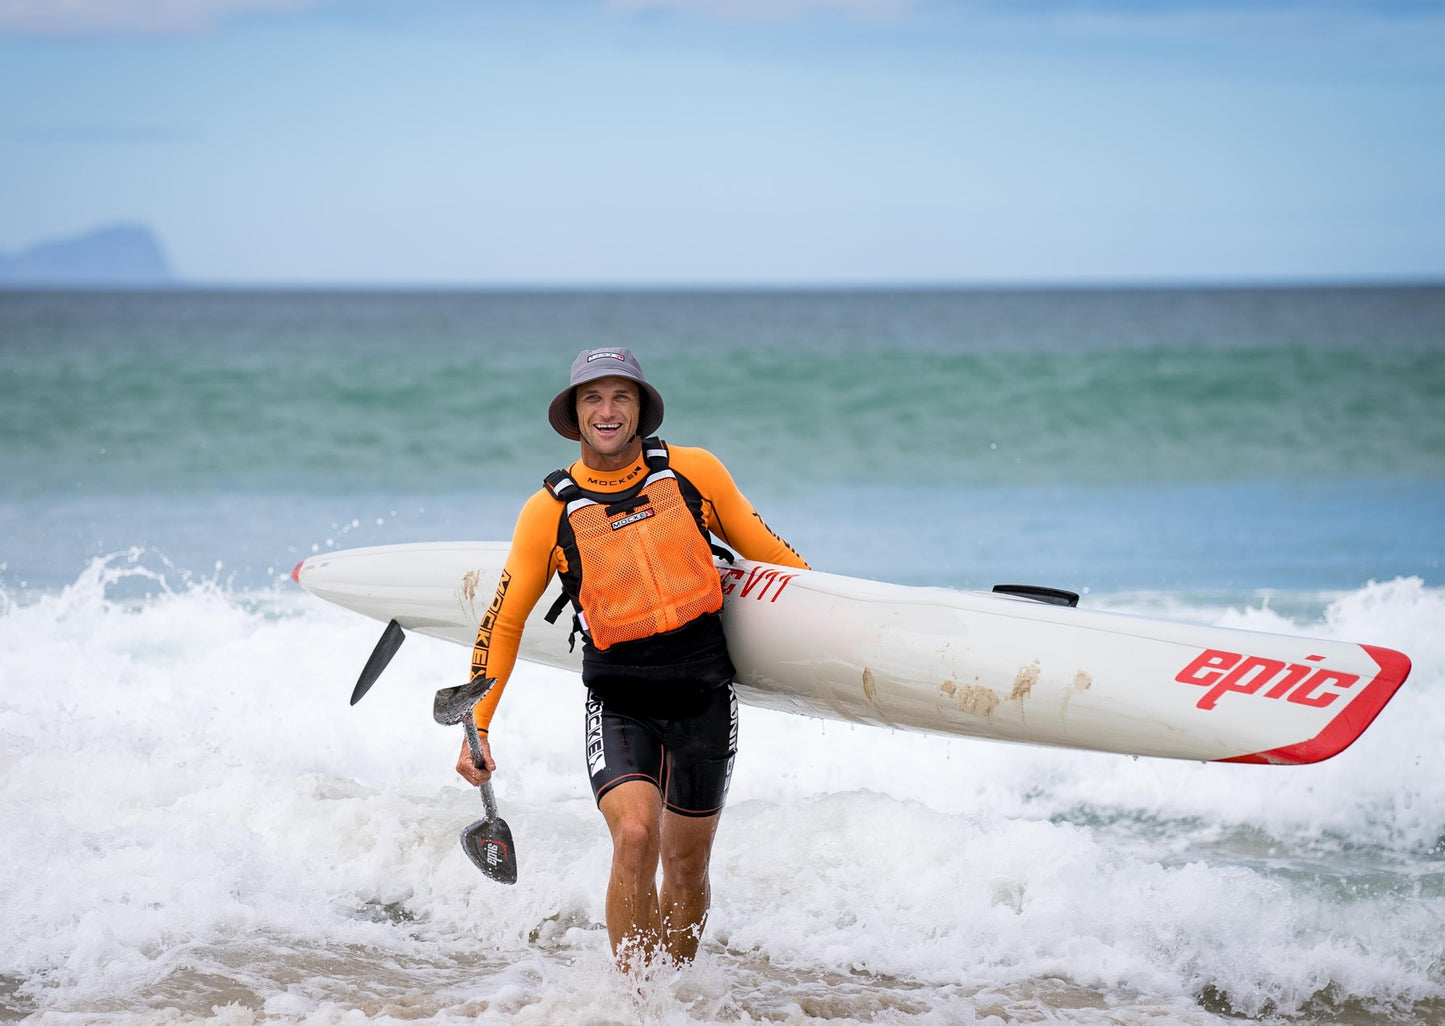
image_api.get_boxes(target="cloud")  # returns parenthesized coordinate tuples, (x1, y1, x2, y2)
(0, 0, 315, 35)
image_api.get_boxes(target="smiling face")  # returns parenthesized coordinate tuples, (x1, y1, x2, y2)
(575, 375, 643, 469)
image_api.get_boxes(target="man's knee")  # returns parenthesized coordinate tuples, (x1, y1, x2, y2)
(661, 831, 714, 889)
(609, 815, 660, 879)
(662, 854, 708, 891)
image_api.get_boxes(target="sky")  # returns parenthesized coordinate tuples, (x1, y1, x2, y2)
(1, 0, 1443, 286)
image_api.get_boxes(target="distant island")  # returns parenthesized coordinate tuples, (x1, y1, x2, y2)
(0, 224, 175, 285)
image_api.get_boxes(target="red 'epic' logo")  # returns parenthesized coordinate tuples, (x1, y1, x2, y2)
(1177, 649, 1360, 711)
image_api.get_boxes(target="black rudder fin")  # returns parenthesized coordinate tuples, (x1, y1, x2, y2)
(351, 619, 406, 705)
(992, 584, 1080, 608)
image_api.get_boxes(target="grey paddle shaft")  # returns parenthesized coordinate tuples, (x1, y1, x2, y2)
(462, 717, 500, 822)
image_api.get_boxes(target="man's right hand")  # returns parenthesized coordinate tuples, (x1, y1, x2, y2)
(456, 733, 495, 786)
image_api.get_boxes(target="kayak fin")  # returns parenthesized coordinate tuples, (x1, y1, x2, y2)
(351, 618, 406, 705)
(992, 584, 1079, 608)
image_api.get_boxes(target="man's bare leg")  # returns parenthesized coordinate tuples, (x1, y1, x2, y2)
(598, 780, 664, 968)
(659, 810, 721, 963)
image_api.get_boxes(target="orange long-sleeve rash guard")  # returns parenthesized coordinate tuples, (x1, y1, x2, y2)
(468, 444, 808, 733)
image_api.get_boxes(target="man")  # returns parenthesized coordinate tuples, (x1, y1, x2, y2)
(455, 348, 807, 968)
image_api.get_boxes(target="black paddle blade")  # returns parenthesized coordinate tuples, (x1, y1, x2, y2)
(351, 619, 406, 705)
(460, 816, 518, 885)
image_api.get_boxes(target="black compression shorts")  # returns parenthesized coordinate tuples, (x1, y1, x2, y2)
(584, 683, 737, 818)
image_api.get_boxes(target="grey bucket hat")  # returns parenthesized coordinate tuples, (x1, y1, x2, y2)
(547, 347, 665, 441)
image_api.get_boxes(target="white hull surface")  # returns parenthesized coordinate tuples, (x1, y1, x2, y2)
(293, 543, 1410, 765)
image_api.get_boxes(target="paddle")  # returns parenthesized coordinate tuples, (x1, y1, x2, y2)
(432, 677, 518, 885)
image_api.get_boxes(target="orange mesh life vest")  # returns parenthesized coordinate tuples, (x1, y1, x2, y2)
(544, 439, 725, 653)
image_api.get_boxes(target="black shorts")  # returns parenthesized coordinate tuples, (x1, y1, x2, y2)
(584, 683, 738, 818)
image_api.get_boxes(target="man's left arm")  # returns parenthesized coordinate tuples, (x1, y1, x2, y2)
(672, 446, 809, 570)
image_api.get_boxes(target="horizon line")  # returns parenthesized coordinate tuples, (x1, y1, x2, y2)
(4, 275, 1444, 294)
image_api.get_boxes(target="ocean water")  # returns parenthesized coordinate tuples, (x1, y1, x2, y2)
(1, 286, 1443, 1024)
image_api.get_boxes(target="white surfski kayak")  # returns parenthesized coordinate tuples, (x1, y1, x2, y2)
(292, 542, 1410, 765)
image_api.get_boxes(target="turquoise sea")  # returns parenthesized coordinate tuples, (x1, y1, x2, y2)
(3, 286, 1442, 595)
(2, 286, 1443, 1024)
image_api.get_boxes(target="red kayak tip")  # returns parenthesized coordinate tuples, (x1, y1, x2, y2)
(291, 560, 305, 584)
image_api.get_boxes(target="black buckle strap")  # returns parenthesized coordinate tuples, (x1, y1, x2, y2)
(543, 588, 587, 652)
(543, 589, 571, 624)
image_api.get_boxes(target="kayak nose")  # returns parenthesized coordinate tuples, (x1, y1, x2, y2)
(291, 560, 304, 583)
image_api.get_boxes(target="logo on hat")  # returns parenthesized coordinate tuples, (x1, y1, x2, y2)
(586, 352, 626, 363)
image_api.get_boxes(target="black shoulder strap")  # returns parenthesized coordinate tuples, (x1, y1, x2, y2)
(641, 436, 668, 472)
(544, 469, 580, 502)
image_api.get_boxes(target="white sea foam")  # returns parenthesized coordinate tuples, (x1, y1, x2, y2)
(1, 556, 1442, 1023)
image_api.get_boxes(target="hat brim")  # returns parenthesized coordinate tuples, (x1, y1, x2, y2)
(548, 380, 664, 441)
